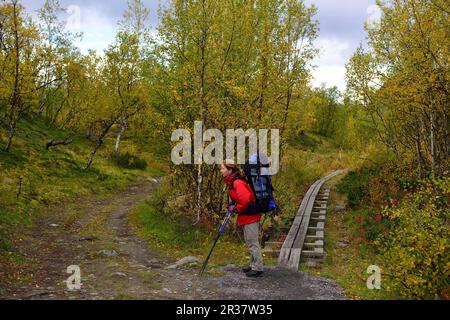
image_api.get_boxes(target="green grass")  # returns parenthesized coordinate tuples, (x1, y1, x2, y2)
(288, 132, 321, 151)
(139, 269, 162, 289)
(270, 132, 361, 236)
(0, 114, 167, 256)
(129, 198, 249, 267)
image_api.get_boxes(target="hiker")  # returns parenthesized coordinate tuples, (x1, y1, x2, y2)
(220, 159, 264, 278)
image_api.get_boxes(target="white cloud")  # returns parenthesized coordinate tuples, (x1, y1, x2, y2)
(312, 65, 347, 91)
(366, 4, 382, 24)
(314, 38, 350, 65)
(304, 0, 377, 91)
(310, 38, 352, 91)
(66, 5, 117, 53)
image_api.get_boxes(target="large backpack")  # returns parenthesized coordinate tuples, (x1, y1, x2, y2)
(230, 154, 277, 215)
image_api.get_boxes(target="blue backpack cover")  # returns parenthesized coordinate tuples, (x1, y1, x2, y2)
(243, 153, 277, 214)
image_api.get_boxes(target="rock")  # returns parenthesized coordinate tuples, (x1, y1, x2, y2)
(147, 259, 164, 269)
(165, 256, 200, 270)
(49, 224, 59, 228)
(306, 261, 318, 268)
(220, 264, 237, 271)
(24, 291, 56, 299)
(79, 236, 98, 242)
(98, 249, 119, 257)
(336, 241, 350, 248)
(112, 272, 127, 278)
(162, 288, 172, 294)
(334, 205, 347, 213)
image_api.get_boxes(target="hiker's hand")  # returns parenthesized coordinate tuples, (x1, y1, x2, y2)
(228, 204, 237, 213)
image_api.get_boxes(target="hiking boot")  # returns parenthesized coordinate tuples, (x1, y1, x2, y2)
(246, 270, 263, 278)
(242, 266, 252, 273)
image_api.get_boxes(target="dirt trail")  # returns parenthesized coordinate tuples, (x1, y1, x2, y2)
(0, 180, 346, 300)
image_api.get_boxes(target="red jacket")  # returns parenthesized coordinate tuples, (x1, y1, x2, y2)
(224, 172, 261, 227)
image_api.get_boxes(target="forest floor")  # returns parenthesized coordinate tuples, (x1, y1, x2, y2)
(0, 180, 346, 300)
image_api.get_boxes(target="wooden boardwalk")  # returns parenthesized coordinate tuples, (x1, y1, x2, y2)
(267, 170, 344, 271)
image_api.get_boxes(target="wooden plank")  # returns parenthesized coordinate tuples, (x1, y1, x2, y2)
(311, 216, 326, 222)
(287, 249, 301, 270)
(278, 248, 291, 265)
(278, 170, 344, 269)
(301, 248, 324, 258)
(278, 179, 322, 267)
(286, 178, 324, 269)
(265, 241, 284, 247)
(284, 170, 343, 270)
(303, 240, 324, 248)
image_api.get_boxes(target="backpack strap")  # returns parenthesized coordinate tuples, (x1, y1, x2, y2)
(228, 173, 247, 191)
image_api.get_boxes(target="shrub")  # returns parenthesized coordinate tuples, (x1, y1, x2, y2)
(337, 166, 380, 209)
(111, 152, 148, 170)
(376, 177, 450, 299)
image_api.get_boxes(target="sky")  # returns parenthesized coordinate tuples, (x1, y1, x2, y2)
(20, 0, 381, 92)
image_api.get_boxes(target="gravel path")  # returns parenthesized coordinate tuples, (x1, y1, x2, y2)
(0, 180, 346, 300)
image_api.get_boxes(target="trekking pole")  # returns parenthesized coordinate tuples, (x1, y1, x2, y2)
(200, 210, 234, 276)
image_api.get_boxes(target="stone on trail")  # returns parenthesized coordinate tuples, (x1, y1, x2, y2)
(165, 256, 200, 269)
(336, 241, 350, 248)
(98, 249, 119, 257)
(112, 272, 127, 278)
(220, 264, 237, 271)
(147, 259, 164, 269)
(79, 236, 98, 242)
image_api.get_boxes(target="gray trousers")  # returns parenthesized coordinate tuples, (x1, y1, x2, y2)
(243, 222, 264, 272)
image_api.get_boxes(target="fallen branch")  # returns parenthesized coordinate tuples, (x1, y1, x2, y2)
(46, 138, 73, 151)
